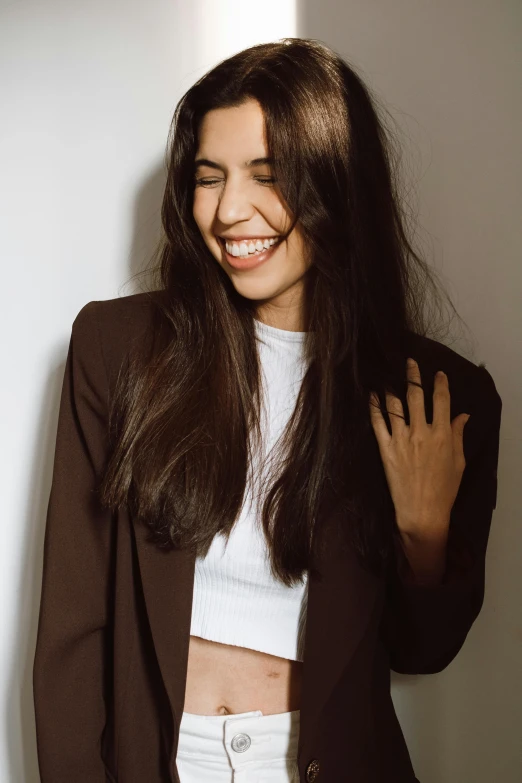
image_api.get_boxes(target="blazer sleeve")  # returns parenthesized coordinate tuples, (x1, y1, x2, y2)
(33, 301, 115, 782)
(381, 366, 502, 675)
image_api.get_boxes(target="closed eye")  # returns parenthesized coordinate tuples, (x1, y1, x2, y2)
(194, 177, 276, 187)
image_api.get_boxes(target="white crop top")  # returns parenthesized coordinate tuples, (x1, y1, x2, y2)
(189, 317, 310, 661)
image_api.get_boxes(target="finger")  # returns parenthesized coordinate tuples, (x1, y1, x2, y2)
(452, 412, 471, 467)
(432, 370, 451, 429)
(385, 391, 406, 436)
(406, 357, 426, 429)
(369, 392, 392, 446)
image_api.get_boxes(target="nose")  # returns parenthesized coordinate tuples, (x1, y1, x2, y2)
(216, 177, 256, 225)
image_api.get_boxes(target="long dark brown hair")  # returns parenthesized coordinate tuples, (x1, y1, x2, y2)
(99, 38, 469, 587)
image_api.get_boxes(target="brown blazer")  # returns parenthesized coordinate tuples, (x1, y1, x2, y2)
(33, 291, 502, 783)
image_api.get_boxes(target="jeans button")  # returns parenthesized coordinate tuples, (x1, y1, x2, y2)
(231, 732, 251, 753)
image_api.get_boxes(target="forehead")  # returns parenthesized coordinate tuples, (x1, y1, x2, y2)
(195, 100, 270, 167)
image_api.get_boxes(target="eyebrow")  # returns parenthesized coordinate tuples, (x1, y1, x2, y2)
(194, 156, 274, 171)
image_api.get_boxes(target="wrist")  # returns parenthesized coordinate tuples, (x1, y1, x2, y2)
(398, 531, 448, 586)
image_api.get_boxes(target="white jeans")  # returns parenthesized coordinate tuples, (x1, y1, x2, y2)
(176, 708, 300, 782)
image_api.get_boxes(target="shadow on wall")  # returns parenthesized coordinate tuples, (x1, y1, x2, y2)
(294, 3, 517, 783)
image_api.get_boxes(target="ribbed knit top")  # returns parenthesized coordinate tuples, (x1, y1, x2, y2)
(189, 317, 310, 661)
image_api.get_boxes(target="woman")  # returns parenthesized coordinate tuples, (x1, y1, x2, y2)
(33, 38, 502, 783)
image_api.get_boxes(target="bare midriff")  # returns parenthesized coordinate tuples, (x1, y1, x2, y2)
(183, 635, 303, 716)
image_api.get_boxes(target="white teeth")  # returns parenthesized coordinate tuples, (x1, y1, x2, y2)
(225, 237, 279, 257)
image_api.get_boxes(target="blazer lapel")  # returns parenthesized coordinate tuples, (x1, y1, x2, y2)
(133, 519, 197, 774)
(296, 505, 383, 759)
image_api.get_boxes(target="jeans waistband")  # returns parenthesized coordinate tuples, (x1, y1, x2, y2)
(177, 709, 300, 765)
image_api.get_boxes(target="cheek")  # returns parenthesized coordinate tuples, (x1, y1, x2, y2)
(192, 202, 202, 230)
(192, 192, 212, 229)
(293, 233, 312, 269)
(287, 233, 305, 260)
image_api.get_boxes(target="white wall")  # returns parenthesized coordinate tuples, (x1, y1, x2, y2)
(1, 1, 519, 781)
(0, 1, 295, 780)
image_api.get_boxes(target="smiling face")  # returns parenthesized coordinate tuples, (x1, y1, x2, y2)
(193, 98, 312, 331)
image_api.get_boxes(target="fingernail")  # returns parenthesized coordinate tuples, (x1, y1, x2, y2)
(407, 358, 416, 367)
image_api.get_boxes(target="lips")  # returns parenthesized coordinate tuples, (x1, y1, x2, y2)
(218, 235, 281, 271)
